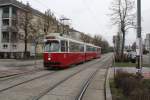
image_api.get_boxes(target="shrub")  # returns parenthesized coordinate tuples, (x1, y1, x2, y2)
(113, 70, 150, 100)
(130, 88, 150, 100)
(114, 70, 134, 88)
(143, 79, 150, 92)
(114, 70, 142, 96)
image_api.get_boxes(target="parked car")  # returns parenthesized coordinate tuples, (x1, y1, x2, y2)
(128, 51, 136, 63)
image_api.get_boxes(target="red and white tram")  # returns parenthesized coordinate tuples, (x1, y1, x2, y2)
(43, 34, 101, 69)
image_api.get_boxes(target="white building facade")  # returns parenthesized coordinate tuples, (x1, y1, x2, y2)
(0, 0, 84, 59)
(0, 5, 20, 58)
(0, 0, 44, 58)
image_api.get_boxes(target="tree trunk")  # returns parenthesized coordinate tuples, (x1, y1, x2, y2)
(121, 30, 125, 62)
(24, 27, 28, 59)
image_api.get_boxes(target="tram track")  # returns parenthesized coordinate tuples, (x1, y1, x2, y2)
(0, 63, 44, 79)
(0, 71, 56, 93)
(32, 54, 111, 100)
(0, 54, 110, 100)
(75, 67, 99, 100)
(75, 55, 113, 100)
(0, 54, 108, 82)
(0, 55, 105, 93)
(0, 67, 44, 81)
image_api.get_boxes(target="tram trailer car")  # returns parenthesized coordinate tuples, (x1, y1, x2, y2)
(43, 34, 101, 69)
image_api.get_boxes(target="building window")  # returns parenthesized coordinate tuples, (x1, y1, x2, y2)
(12, 7, 17, 18)
(2, 19, 9, 26)
(2, 32, 9, 42)
(2, 6, 9, 18)
(3, 6, 9, 13)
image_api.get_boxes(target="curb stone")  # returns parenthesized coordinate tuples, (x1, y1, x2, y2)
(105, 68, 112, 100)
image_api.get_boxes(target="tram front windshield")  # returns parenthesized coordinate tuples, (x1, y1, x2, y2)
(44, 41, 60, 52)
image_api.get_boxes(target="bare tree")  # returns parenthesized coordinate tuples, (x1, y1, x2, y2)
(113, 32, 122, 55)
(30, 18, 43, 37)
(109, 0, 135, 60)
(92, 35, 102, 46)
(92, 34, 109, 53)
(44, 9, 55, 35)
(80, 33, 93, 43)
(17, 4, 34, 58)
(29, 18, 44, 63)
(101, 40, 109, 53)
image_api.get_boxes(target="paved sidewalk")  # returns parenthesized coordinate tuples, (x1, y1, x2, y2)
(82, 69, 106, 100)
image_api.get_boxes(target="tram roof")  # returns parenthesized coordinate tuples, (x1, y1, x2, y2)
(45, 33, 101, 48)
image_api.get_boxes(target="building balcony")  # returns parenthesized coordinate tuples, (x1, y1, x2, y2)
(2, 39, 9, 43)
(2, 13, 9, 18)
(1, 25, 9, 31)
(2, 26, 18, 32)
(2, 14, 17, 19)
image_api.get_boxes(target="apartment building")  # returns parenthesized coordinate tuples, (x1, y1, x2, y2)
(0, 0, 61, 58)
(69, 29, 83, 41)
(0, 0, 84, 59)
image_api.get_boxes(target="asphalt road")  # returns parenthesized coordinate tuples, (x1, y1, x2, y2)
(0, 53, 113, 100)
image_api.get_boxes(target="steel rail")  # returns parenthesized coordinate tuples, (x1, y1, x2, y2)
(32, 56, 107, 100)
(32, 54, 109, 100)
(76, 68, 99, 100)
(0, 68, 44, 81)
(0, 71, 56, 93)
(0, 55, 105, 93)
(76, 54, 113, 100)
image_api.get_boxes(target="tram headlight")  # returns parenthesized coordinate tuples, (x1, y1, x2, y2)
(48, 53, 51, 61)
(48, 58, 51, 61)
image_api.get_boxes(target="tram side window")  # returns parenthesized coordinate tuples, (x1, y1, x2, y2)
(90, 46, 92, 52)
(61, 40, 68, 52)
(69, 42, 80, 52)
(86, 46, 89, 52)
(79, 44, 84, 52)
(86, 46, 93, 52)
(93, 47, 96, 52)
(70, 42, 76, 52)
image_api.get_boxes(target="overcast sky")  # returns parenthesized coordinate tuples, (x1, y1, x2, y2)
(18, 0, 150, 46)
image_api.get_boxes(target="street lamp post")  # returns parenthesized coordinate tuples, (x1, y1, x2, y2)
(136, 0, 142, 75)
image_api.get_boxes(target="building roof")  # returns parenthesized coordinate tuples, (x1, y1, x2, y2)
(0, 0, 44, 16)
(70, 28, 81, 33)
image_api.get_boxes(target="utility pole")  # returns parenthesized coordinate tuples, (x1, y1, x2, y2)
(136, 0, 142, 75)
(149, 35, 150, 66)
(60, 17, 70, 35)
